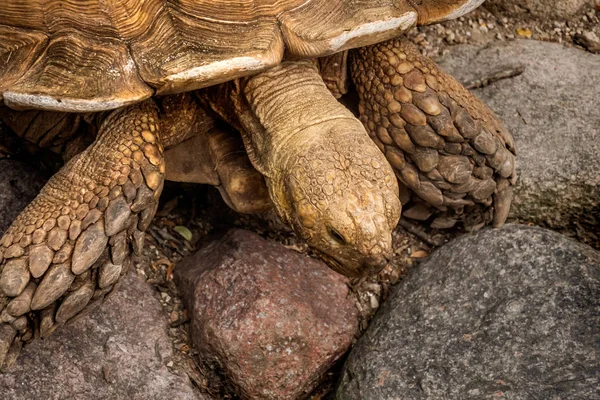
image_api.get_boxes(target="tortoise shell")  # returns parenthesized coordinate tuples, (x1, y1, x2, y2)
(0, 0, 484, 112)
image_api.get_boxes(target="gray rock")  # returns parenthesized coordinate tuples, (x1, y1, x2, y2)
(175, 229, 358, 400)
(574, 31, 600, 54)
(0, 271, 203, 400)
(485, 0, 595, 19)
(336, 224, 599, 399)
(0, 159, 46, 234)
(437, 40, 600, 246)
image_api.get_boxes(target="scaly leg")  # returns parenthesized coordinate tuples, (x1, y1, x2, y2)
(0, 100, 164, 369)
(350, 37, 516, 229)
(164, 124, 271, 214)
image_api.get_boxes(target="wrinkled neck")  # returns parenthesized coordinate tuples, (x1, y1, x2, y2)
(242, 60, 357, 172)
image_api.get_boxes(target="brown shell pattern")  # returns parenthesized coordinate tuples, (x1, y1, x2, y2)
(0, 0, 485, 111)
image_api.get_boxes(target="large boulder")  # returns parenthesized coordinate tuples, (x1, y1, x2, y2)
(438, 40, 600, 247)
(0, 159, 46, 234)
(336, 224, 599, 399)
(175, 229, 358, 400)
(0, 271, 203, 400)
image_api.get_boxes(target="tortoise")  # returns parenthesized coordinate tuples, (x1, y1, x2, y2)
(0, 0, 516, 369)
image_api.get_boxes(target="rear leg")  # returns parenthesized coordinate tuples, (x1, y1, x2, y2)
(0, 100, 164, 369)
(164, 123, 271, 214)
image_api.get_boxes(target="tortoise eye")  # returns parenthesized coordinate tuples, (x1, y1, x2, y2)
(327, 226, 346, 245)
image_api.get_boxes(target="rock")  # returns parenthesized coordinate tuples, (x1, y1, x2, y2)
(437, 40, 600, 247)
(0, 271, 203, 400)
(0, 159, 46, 234)
(336, 224, 599, 399)
(175, 229, 358, 400)
(574, 31, 600, 53)
(485, 0, 596, 19)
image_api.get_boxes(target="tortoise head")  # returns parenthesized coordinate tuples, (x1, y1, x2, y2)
(272, 123, 401, 278)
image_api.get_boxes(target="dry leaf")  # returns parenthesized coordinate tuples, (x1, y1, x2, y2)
(516, 28, 532, 38)
(152, 257, 171, 272)
(173, 225, 193, 241)
(153, 257, 171, 266)
(166, 262, 175, 281)
(160, 218, 176, 227)
(179, 344, 190, 353)
(410, 250, 429, 259)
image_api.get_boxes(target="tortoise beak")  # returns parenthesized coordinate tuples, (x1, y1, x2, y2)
(317, 250, 390, 278)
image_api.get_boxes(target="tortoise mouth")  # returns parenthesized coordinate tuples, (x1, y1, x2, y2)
(313, 249, 382, 278)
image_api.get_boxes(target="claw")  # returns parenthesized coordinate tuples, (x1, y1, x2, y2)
(71, 221, 108, 275)
(31, 263, 75, 311)
(2, 338, 23, 370)
(39, 304, 57, 339)
(99, 262, 122, 289)
(109, 231, 128, 265)
(55, 282, 94, 324)
(0, 100, 164, 369)
(5, 282, 36, 317)
(493, 187, 513, 227)
(0, 259, 29, 297)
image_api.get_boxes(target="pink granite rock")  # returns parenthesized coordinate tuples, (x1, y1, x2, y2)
(175, 229, 358, 400)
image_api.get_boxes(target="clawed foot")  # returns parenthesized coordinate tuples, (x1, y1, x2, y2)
(0, 101, 164, 370)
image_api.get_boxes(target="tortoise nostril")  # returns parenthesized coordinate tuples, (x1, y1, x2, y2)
(327, 226, 347, 245)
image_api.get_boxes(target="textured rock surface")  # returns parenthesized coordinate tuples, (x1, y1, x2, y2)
(0, 159, 46, 234)
(175, 229, 358, 400)
(486, 0, 596, 19)
(336, 224, 599, 399)
(438, 40, 600, 246)
(0, 271, 203, 400)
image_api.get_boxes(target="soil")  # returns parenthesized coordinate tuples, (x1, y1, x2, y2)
(407, 2, 600, 58)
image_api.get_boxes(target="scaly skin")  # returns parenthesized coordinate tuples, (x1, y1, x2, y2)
(201, 60, 401, 277)
(0, 106, 92, 162)
(350, 37, 516, 230)
(0, 100, 164, 369)
(0, 94, 269, 215)
(1, 62, 403, 281)
(164, 124, 272, 214)
(0, 63, 402, 368)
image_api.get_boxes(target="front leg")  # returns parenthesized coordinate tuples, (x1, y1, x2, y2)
(0, 100, 164, 369)
(351, 37, 516, 229)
